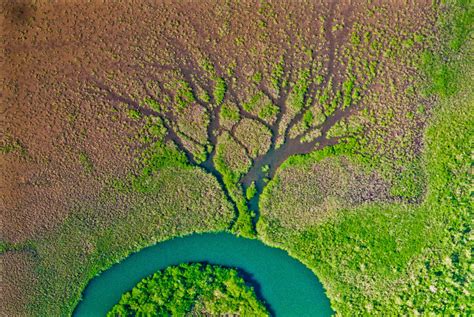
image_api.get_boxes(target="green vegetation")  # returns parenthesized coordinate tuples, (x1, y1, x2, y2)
(78, 152, 94, 174)
(341, 75, 357, 109)
(271, 56, 285, 92)
(0, 138, 25, 155)
(220, 103, 240, 122)
(127, 108, 142, 120)
(213, 77, 227, 105)
(252, 71, 263, 84)
(420, 0, 473, 97)
(287, 69, 310, 111)
(420, 51, 457, 97)
(351, 31, 361, 46)
(214, 133, 256, 238)
(198, 90, 211, 103)
(259, 1, 473, 314)
(0, 240, 33, 253)
(174, 80, 196, 109)
(108, 263, 268, 316)
(258, 102, 279, 120)
(389, 160, 425, 200)
(143, 97, 162, 112)
(242, 92, 263, 112)
(302, 109, 314, 128)
(245, 181, 257, 200)
(132, 142, 188, 192)
(199, 58, 215, 75)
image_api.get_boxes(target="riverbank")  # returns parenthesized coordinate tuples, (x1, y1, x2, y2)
(74, 233, 332, 316)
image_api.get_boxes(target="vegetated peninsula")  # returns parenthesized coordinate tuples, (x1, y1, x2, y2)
(1, 0, 472, 316)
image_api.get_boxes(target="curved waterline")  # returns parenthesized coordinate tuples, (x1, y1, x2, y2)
(74, 232, 333, 316)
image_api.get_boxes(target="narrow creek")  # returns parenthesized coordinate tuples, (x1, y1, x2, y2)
(74, 232, 333, 317)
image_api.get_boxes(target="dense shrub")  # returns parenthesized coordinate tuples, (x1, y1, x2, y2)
(108, 263, 268, 317)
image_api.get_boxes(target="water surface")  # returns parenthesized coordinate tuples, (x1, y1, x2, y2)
(74, 232, 332, 316)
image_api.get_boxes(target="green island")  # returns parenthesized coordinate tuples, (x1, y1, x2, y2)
(1, 0, 472, 316)
(107, 263, 268, 316)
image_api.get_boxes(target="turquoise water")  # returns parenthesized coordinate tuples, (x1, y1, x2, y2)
(73, 232, 332, 316)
